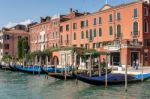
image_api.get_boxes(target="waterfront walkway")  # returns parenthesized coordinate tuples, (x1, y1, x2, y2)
(113, 67, 150, 75)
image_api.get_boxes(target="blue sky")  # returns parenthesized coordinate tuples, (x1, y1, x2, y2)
(0, 0, 137, 28)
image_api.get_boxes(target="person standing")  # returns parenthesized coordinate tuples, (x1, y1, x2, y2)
(135, 59, 139, 70)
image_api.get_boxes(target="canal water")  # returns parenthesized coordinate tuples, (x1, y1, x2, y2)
(0, 70, 150, 99)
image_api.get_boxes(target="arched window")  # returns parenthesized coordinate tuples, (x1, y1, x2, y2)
(117, 24, 121, 34)
(133, 22, 138, 35)
(144, 21, 148, 33)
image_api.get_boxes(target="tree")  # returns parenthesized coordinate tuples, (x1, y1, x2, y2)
(2, 54, 12, 63)
(17, 37, 29, 59)
(18, 38, 22, 59)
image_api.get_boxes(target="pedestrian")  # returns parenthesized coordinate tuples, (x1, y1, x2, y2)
(135, 59, 139, 70)
(132, 60, 136, 68)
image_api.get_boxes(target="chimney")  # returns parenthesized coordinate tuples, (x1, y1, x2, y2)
(70, 8, 73, 12)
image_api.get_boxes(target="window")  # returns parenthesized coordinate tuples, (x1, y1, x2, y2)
(144, 21, 148, 33)
(90, 29, 93, 40)
(94, 18, 97, 25)
(117, 12, 121, 21)
(94, 29, 97, 37)
(144, 39, 149, 46)
(99, 28, 102, 37)
(133, 21, 138, 35)
(66, 34, 69, 44)
(109, 26, 113, 35)
(81, 31, 84, 39)
(5, 52, 8, 55)
(66, 25, 69, 31)
(85, 44, 89, 49)
(109, 14, 113, 22)
(144, 7, 148, 16)
(73, 45, 77, 47)
(4, 44, 9, 49)
(53, 32, 54, 39)
(133, 8, 138, 18)
(54, 21, 58, 26)
(74, 32, 76, 40)
(73, 23, 77, 29)
(86, 20, 88, 27)
(93, 43, 97, 49)
(80, 44, 84, 48)
(144, 52, 148, 61)
(133, 39, 138, 45)
(117, 24, 121, 34)
(60, 35, 63, 43)
(18, 36, 21, 39)
(99, 17, 102, 24)
(81, 21, 85, 28)
(86, 30, 89, 38)
(5, 35, 10, 40)
(60, 26, 63, 32)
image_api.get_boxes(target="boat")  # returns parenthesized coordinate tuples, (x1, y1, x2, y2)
(9, 64, 17, 71)
(42, 66, 74, 74)
(74, 73, 150, 85)
(13, 65, 45, 74)
(42, 66, 76, 80)
(47, 72, 75, 80)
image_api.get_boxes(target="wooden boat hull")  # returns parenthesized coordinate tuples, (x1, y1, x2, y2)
(14, 65, 45, 74)
(75, 73, 145, 86)
(48, 73, 75, 80)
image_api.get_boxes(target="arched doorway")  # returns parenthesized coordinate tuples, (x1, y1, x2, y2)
(52, 56, 59, 65)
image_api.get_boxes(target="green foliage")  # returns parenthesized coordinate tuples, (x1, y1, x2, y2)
(18, 38, 22, 59)
(17, 37, 29, 59)
(2, 54, 12, 63)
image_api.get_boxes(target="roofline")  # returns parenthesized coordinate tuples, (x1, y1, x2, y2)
(60, 1, 142, 24)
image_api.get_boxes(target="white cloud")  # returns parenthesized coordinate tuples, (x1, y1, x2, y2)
(5, 19, 32, 28)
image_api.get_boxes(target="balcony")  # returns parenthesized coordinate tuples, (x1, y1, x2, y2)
(115, 33, 122, 39)
(131, 31, 139, 38)
(104, 45, 121, 51)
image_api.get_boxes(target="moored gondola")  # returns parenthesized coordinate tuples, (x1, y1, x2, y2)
(47, 72, 75, 80)
(13, 65, 45, 74)
(74, 73, 150, 85)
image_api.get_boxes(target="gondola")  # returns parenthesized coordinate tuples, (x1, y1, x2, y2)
(42, 66, 74, 74)
(9, 64, 17, 71)
(74, 73, 150, 85)
(13, 65, 45, 74)
(42, 66, 76, 80)
(47, 72, 75, 80)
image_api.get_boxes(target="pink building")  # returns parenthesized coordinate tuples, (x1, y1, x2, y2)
(0, 25, 29, 60)
(29, 16, 60, 52)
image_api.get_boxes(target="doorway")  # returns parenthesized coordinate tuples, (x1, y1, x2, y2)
(131, 52, 139, 66)
(110, 52, 120, 66)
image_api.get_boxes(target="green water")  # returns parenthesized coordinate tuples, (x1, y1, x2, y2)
(0, 70, 150, 99)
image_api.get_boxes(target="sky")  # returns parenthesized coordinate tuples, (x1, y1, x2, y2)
(0, 0, 138, 29)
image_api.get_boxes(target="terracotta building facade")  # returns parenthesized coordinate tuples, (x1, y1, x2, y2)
(29, 0, 150, 66)
(59, 0, 150, 66)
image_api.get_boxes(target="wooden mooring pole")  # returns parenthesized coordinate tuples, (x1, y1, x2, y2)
(125, 53, 128, 92)
(105, 55, 108, 88)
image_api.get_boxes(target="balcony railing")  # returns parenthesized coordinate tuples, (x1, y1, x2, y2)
(104, 44, 121, 51)
(131, 31, 139, 38)
(115, 33, 122, 39)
